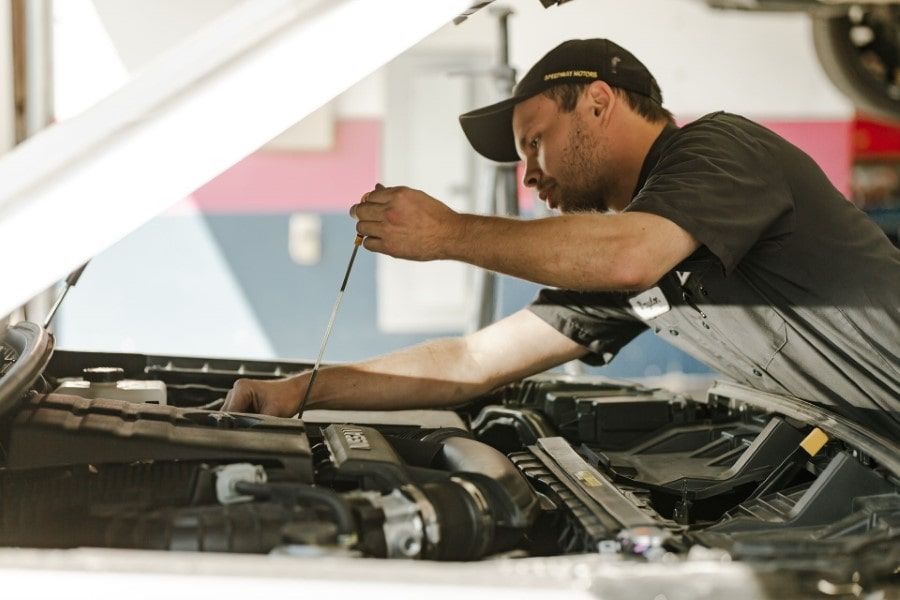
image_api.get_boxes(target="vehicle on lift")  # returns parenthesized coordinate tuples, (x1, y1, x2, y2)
(707, 0, 900, 122)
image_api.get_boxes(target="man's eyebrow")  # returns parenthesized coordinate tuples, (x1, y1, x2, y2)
(517, 128, 532, 153)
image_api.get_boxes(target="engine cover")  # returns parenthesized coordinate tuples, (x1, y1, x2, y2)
(4, 393, 312, 481)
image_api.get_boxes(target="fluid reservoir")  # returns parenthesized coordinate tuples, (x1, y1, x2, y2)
(55, 367, 167, 405)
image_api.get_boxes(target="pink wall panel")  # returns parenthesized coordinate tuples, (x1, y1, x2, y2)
(182, 116, 851, 216)
(191, 119, 382, 214)
(674, 117, 852, 199)
(757, 119, 852, 198)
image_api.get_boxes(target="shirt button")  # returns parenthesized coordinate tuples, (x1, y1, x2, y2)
(752, 368, 763, 377)
(669, 329, 679, 336)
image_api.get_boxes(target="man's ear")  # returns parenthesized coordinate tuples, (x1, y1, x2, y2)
(586, 80, 614, 119)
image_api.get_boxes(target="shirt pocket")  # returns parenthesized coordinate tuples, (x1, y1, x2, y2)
(706, 303, 788, 377)
(759, 307, 788, 370)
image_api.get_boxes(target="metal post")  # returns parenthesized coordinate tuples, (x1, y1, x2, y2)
(23, 0, 53, 138)
(471, 6, 519, 332)
(15, 0, 55, 325)
(0, 0, 15, 153)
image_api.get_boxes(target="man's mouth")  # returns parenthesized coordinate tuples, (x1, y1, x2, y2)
(539, 185, 558, 210)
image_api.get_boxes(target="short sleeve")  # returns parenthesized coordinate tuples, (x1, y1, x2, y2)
(626, 117, 794, 274)
(527, 288, 648, 366)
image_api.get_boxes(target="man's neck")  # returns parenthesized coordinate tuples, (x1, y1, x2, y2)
(607, 117, 668, 212)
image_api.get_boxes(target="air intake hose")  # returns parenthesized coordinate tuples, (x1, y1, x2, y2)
(353, 430, 540, 560)
(429, 433, 539, 530)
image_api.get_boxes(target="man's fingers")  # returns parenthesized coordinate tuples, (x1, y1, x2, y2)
(363, 236, 386, 254)
(224, 379, 252, 412)
(353, 183, 391, 220)
(354, 184, 392, 253)
(362, 187, 391, 204)
(356, 220, 385, 238)
(350, 202, 389, 222)
(259, 403, 287, 417)
(360, 182, 387, 203)
(356, 202, 389, 221)
(223, 387, 243, 412)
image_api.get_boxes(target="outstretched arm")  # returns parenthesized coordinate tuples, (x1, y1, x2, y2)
(223, 309, 587, 417)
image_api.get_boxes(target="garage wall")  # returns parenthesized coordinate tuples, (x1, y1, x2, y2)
(55, 0, 854, 379)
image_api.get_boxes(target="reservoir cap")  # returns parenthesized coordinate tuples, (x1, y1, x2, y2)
(83, 367, 125, 383)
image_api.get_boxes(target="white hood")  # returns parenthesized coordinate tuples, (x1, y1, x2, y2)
(0, 0, 475, 319)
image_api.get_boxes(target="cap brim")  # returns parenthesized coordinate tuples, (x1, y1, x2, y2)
(459, 96, 523, 163)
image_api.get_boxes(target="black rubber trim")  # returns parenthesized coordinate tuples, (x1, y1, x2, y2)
(0, 322, 53, 421)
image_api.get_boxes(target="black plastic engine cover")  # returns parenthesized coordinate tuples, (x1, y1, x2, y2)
(3, 393, 312, 481)
(594, 417, 804, 498)
(503, 376, 691, 449)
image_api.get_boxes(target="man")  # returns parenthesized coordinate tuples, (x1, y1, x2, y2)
(225, 39, 900, 439)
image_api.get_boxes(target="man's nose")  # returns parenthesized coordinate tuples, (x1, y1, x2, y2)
(522, 162, 541, 189)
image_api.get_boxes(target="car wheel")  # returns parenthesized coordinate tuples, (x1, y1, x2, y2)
(813, 6, 900, 122)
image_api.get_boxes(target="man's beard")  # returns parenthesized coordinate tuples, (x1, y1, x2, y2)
(555, 112, 615, 214)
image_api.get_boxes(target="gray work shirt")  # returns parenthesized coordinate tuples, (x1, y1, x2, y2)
(529, 112, 900, 440)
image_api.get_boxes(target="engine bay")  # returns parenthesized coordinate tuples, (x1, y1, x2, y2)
(0, 322, 898, 594)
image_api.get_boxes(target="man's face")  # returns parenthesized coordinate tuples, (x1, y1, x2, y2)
(512, 91, 616, 213)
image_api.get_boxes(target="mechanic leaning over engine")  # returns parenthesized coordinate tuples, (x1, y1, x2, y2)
(225, 39, 900, 440)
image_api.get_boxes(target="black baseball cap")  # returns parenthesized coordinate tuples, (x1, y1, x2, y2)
(459, 39, 663, 162)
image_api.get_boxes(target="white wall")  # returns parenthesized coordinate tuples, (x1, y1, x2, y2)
(335, 71, 387, 119)
(385, 0, 854, 120)
(57, 1, 851, 127)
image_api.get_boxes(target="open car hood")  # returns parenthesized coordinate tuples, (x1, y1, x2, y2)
(0, 0, 479, 318)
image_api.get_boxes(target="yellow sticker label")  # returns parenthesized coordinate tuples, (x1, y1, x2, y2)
(575, 470, 602, 488)
(800, 427, 829, 456)
(544, 70, 598, 82)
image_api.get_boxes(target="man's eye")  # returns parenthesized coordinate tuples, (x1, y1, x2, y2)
(530, 136, 540, 150)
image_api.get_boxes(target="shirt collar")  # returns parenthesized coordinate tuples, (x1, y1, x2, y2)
(632, 122, 679, 199)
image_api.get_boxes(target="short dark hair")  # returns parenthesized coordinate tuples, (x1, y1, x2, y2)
(542, 82, 675, 125)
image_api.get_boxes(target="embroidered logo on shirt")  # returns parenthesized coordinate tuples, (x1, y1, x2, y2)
(629, 286, 671, 321)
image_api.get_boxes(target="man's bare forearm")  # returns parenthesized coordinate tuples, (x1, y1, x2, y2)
(299, 310, 588, 412)
(445, 212, 657, 291)
(351, 186, 698, 291)
(223, 311, 588, 416)
(302, 337, 490, 411)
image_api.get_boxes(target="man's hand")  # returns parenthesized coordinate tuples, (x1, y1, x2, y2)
(223, 375, 307, 417)
(350, 185, 464, 261)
